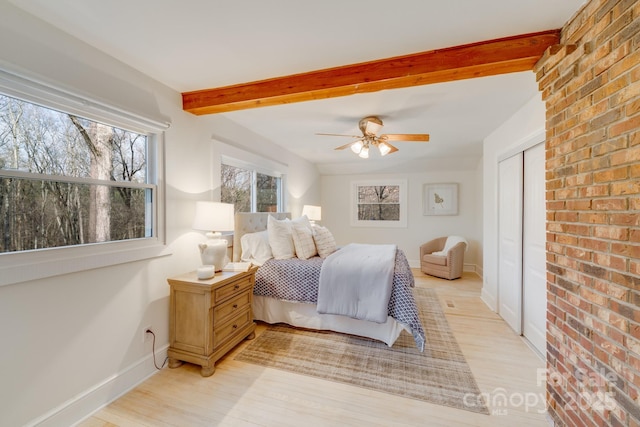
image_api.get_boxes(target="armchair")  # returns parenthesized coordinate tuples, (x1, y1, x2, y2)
(420, 236, 467, 280)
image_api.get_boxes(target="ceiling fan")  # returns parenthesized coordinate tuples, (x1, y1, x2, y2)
(317, 116, 430, 158)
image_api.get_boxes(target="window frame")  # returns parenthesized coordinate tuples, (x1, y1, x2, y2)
(0, 67, 169, 287)
(350, 179, 408, 228)
(221, 155, 283, 213)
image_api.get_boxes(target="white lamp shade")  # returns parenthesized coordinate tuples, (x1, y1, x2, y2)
(378, 142, 392, 156)
(193, 202, 234, 271)
(192, 202, 234, 232)
(301, 205, 322, 221)
(350, 140, 363, 154)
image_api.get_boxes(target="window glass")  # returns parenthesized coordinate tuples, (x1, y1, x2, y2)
(0, 94, 152, 253)
(256, 172, 279, 213)
(221, 161, 281, 213)
(356, 185, 400, 221)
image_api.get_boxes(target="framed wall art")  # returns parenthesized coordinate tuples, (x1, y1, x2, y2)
(423, 183, 458, 216)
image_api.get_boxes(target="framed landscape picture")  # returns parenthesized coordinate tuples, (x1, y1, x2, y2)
(423, 183, 458, 216)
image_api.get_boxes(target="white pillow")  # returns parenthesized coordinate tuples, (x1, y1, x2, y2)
(313, 226, 337, 258)
(267, 215, 295, 259)
(240, 230, 272, 265)
(291, 221, 317, 259)
(291, 215, 312, 230)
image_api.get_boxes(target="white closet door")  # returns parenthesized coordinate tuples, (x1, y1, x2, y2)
(498, 152, 523, 334)
(522, 143, 546, 355)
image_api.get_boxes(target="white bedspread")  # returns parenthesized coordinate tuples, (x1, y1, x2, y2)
(316, 243, 397, 323)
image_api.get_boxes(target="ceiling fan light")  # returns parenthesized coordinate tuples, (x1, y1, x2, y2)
(359, 146, 369, 159)
(378, 142, 392, 156)
(350, 141, 363, 154)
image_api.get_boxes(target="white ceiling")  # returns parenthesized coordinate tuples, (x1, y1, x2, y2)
(11, 0, 585, 174)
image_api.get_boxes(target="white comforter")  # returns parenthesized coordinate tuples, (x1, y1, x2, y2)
(316, 243, 397, 323)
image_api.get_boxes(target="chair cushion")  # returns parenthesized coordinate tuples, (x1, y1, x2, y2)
(423, 254, 447, 266)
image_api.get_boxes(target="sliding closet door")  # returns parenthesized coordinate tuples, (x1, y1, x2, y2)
(498, 152, 523, 334)
(522, 143, 546, 355)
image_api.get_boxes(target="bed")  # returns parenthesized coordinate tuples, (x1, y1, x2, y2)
(233, 212, 425, 350)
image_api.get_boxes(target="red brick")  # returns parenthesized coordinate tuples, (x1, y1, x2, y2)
(592, 198, 627, 210)
(610, 79, 640, 106)
(610, 114, 640, 137)
(579, 237, 610, 252)
(593, 253, 627, 271)
(593, 226, 629, 240)
(581, 184, 610, 197)
(592, 137, 628, 156)
(611, 145, 640, 166)
(611, 180, 640, 195)
(594, 166, 629, 182)
(579, 212, 608, 224)
(581, 288, 609, 306)
(610, 213, 640, 226)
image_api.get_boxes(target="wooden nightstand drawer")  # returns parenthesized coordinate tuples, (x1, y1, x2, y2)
(214, 290, 250, 323)
(167, 268, 257, 377)
(213, 276, 252, 303)
(214, 309, 252, 348)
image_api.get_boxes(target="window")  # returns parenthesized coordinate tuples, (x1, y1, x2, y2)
(0, 95, 152, 252)
(0, 68, 167, 286)
(221, 160, 282, 213)
(351, 180, 407, 227)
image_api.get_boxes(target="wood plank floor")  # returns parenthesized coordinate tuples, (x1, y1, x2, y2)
(79, 271, 549, 427)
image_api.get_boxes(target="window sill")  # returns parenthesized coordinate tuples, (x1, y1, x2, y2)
(0, 239, 172, 287)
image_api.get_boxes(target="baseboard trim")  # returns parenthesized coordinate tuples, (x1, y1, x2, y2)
(26, 346, 168, 427)
(481, 288, 497, 312)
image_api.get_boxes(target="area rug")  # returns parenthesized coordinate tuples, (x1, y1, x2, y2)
(234, 287, 489, 414)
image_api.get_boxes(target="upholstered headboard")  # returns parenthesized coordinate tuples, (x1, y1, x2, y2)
(233, 212, 291, 261)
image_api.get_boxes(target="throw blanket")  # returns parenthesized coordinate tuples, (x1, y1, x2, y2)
(317, 243, 396, 324)
(432, 235, 468, 256)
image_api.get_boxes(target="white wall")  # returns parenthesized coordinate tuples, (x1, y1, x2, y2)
(0, 3, 320, 426)
(321, 168, 482, 268)
(482, 94, 545, 311)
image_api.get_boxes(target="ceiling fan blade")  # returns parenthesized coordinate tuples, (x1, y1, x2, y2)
(316, 133, 361, 138)
(385, 142, 399, 154)
(380, 133, 430, 142)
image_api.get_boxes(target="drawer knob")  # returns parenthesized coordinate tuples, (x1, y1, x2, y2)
(234, 284, 240, 290)
(232, 324, 238, 329)
(233, 304, 238, 309)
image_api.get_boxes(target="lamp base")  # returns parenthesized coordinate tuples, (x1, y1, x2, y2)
(198, 232, 228, 272)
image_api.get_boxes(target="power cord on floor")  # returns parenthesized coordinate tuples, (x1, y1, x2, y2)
(146, 329, 169, 370)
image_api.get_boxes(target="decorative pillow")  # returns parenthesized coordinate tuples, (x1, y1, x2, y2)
(313, 226, 337, 258)
(240, 230, 272, 265)
(267, 215, 295, 259)
(291, 214, 312, 230)
(291, 221, 317, 260)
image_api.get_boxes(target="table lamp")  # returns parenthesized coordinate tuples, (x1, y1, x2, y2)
(192, 202, 234, 272)
(302, 205, 322, 225)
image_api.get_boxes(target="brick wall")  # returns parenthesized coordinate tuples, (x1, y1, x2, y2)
(535, 0, 640, 425)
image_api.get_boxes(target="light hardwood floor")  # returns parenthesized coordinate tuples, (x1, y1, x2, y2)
(79, 271, 549, 427)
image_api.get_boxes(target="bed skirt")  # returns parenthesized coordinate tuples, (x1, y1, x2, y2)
(252, 295, 407, 347)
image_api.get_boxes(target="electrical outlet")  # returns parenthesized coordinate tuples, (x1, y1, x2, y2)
(142, 325, 153, 343)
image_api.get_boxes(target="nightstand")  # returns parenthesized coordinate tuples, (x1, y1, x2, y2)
(166, 267, 257, 377)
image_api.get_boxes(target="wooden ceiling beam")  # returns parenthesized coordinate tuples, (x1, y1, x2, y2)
(182, 30, 560, 115)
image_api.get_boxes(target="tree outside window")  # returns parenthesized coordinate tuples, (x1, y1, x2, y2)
(357, 185, 400, 221)
(351, 180, 407, 228)
(221, 162, 281, 213)
(0, 94, 151, 253)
